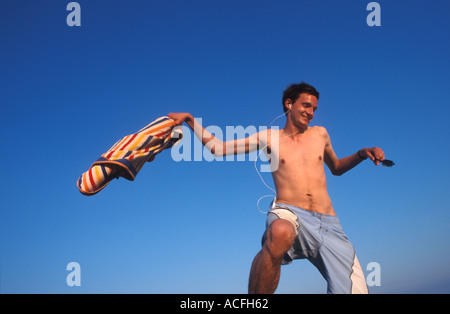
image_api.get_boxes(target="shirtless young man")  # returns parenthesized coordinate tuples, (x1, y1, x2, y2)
(168, 82, 385, 294)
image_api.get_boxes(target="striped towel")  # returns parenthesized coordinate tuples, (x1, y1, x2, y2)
(77, 116, 182, 196)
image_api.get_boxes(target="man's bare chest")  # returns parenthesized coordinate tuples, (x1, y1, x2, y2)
(276, 133, 325, 166)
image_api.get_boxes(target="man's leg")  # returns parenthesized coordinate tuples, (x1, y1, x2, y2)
(248, 219, 296, 294)
(309, 217, 369, 294)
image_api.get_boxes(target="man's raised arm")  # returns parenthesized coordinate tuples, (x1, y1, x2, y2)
(168, 112, 264, 157)
(322, 127, 386, 176)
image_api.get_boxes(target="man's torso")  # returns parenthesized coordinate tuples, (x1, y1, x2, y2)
(267, 126, 335, 215)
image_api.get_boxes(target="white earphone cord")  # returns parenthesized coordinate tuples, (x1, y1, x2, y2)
(254, 108, 300, 214)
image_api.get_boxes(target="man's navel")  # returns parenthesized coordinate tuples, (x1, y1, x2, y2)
(306, 193, 314, 211)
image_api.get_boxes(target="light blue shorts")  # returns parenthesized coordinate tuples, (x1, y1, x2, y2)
(263, 203, 368, 294)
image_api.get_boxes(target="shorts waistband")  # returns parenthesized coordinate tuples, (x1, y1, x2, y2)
(274, 203, 340, 224)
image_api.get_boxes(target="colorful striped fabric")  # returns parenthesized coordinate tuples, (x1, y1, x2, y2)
(77, 116, 182, 196)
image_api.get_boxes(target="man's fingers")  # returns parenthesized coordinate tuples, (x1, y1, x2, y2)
(168, 113, 184, 126)
(368, 147, 387, 165)
(366, 150, 375, 161)
(363, 147, 387, 166)
(374, 147, 385, 160)
(366, 150, 381, 165)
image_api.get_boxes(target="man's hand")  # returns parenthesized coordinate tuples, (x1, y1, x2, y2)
(168, 112, 192, 126)
(359, 147, 385, 166)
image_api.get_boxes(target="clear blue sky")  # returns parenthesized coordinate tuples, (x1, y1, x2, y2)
(1, 0, 449, 294)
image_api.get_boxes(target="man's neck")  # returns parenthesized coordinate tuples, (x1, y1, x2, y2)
(283, 122, 308, 137)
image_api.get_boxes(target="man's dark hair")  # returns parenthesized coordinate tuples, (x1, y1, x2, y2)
(282, 82, 319, 114)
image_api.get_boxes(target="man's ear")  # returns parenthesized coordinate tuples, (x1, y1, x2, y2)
(285, 99, 292, 111)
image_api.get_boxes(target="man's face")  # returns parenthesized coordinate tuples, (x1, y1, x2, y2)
(288, 93, 318, 128)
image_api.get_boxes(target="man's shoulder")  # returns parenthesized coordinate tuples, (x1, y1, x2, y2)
(309, 125, 328, 134)
(263, 127, 281, 138)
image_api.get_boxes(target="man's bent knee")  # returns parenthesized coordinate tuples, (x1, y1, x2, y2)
(269, 208, 299, 236)
(264, 219, 296, 258)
